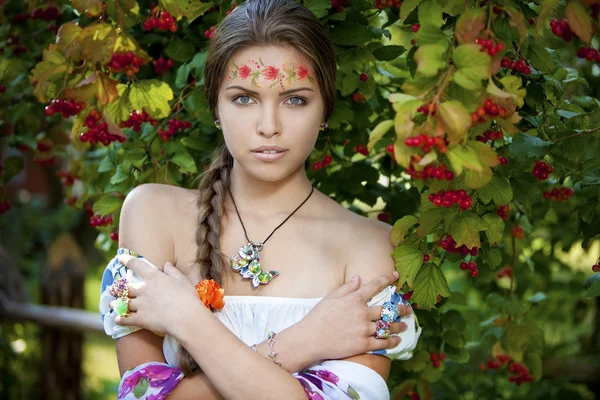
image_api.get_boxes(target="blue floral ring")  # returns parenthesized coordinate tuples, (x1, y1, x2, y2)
(380, 301, 399, 323)
(374, 320, 391, 339)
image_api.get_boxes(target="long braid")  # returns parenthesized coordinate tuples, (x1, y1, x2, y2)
(177, 145, 233, 376)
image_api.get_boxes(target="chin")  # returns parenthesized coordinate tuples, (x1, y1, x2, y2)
(236, 153, 307, 183)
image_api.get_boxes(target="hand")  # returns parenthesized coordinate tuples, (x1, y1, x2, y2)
(297, 271, 412, 362)
(111, 256, 204, 335)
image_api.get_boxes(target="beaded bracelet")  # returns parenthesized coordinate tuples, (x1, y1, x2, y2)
(267, 331, 282, 367)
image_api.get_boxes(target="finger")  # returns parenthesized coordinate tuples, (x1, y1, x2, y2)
(390, 322, 408, 335)
(398, 304, 413, 317)
(127, 298, 138, 312)
(367, 336, 402, 352)
(328, 275, 361, 299)
(163, 262, 188, 282)
(126, 284, 139, 298)
(368, 306, 384, 321)
(355, 271, 399, 302)
(115, 313, 140, 327)
(118, 255, 157, 278)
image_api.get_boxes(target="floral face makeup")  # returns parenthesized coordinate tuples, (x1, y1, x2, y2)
(217, 45, 324, 183)
(226, 56, 317, 90)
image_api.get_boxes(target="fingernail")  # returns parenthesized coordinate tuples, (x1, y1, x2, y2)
(165, 262, 173, 268)
(350, 274, 358, 282)
(392, 271, 399, 279)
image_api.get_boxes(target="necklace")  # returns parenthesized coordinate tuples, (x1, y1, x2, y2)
(229, 186, 315, 287)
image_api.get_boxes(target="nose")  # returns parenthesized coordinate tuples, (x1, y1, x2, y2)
(257, 104, 280, 138)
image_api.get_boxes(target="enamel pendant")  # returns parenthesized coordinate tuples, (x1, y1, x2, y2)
(231, 242, 279, 287)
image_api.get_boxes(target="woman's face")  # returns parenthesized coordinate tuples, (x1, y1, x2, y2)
(216, 44, 324, 182)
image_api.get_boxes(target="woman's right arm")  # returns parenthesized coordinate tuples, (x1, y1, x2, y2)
(114, 184, 222, 399)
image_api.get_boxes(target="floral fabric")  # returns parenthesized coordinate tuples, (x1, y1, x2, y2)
(118, 362, 183, 400)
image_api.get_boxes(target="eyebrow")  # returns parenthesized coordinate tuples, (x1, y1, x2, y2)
(225, 86, 314, 96)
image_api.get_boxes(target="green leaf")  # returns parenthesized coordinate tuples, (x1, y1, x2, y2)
(414, 44, 448, 78)
(417, 205, 445, 238)
(392, 244, 424, 287)
(303, 0, 330, 18)
(372, 45, 406, 61)
(536, 0, 560, 37)
(509, 133, 553, 158)
(526, 43, 555, 75)
(106, 0, 140, 29)
(500, 76, 526, 108)
(453, 44, 492, 91)
(391, 215, 419, 247)
(180, 137, 209, 151)
(132, 377, 149, 398)
(503, 6, 527, 44)
(418, 1, 443, 28)
(525, 353, 543, 381)
(167, 0, 214, 22)
(565, 1, 594, 43)
(441, 310, 467, 332)
(584, 272, 600, 290)
(482, 213, 505, 245)
(478, 175, 513, 205)
(447, 211, 484, 248)
(367, 119, 393, 152)
(446, 144, 483, 176)
(454, 8, 486, 44)
(30, 48, 68, 103)
(411, 263, 451, 310)
(164, 38, 196, 63)
(416, 24, 449, 46)
(400, 0, 421, 22)
(2, 156, 25, 182)
(104, 84, 132, 125)
(170, 145, 197, 173)
(480, 246, 502, 269)
(110, 165, 130, 185)
(436, 101, 471, 144)
(93, 195, 124, 216)
(586, 279, 600, 298)
(443, 330, 464, 347)
(330, 22, 373, 46)
(129, 79, 174, 119)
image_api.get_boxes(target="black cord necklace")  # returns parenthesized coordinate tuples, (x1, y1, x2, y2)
(229, 186, 315, 287)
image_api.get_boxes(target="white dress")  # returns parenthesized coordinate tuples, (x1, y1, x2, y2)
(100, 248, 422, 400)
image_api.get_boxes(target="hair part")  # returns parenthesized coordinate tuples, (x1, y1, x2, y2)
(178, 0, 336, 376)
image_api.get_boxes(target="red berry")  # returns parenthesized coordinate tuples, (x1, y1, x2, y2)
(411, 24, 420, 32)
(592, 264, 600, 273)
(360, 73, 368, 81)
(423, 254, 430, 262)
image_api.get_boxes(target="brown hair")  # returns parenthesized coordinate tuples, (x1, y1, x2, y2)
(178, 0, 337, 375)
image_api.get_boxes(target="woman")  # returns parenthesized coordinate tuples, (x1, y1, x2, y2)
(99, 0, 421, 398)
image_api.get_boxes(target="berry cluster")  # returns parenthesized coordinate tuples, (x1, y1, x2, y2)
(56, 169, 77, 186)
(375, 0, 402, 9)
(475, 129, 503, 143)
(352, 92, 367, 103)
(110, 232, 119, 242)
(31, 6, 61, 20)
(460, 261, 480, 277)
(90, 214, 113, 227)
(204, 25, 217, 40)
(497, 265, 513, 278)
(34, 139, 57, 166)
(353, 144, 369, 156)
(44, 99, 85, 118)
(481, 354, 512, 370)
(549, 19, 573, 42)
(157, 119, 192, 142)
(81, 109, 126, 145)
(143, 7, 177, 32)
(474, 37, 505, 56)
(508, 362, 534, 385)
(511, 225, 524, 239)
(406, 158, 454, 181)
(440, 235, 479, 257)
(3, 34, 28, 55)
(543, 187, 574, 202)
(0, 201, 11, 214)
(312, 155, 332, 171)
(417, 102, 437, 116)
(430, 352, 445, 368)
(592, 263, 600, 272)
(120, 110, 158, 132)
(576, 47, 600, 63)
(152, 57, 174, 75)
(428, 189, 472, 210)
(496, 205, 510, 221)
(500, 56, 531, 75)
(405, 134, 448, 154)
(107, 52, 145, 76)
(471, 99, 507, 126)
(532, 160, 553, 180)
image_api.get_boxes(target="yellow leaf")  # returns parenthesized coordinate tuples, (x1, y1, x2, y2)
(566, 1, 594, 43)
(503, 6, 528, 44)
(79, 22, 117, 65)
(65, 72, 120, 105)
(56, 22, 83, 61)
(436, 100, 471, 144)
(129, 79, 174, 119)
(30, 47, 68, 103)
(368, 119, 394, 152)
(454, 8, 486, 44)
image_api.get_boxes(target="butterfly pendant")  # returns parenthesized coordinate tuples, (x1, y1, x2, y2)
(231, 242, 279, 287)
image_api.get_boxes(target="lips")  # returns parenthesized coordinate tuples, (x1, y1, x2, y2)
(251, 145, 287, 153)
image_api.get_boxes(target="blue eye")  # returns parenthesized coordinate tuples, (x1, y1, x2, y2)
(232, 95, 307, 108)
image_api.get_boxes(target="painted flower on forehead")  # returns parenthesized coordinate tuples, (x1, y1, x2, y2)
(195, 279, 225, 310)
(297, 65, 309, 80)
(238, 64, 251, 80)
(262, 65, 280, 81)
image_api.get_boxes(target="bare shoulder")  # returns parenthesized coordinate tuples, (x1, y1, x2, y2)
(311, 191, 394, 282)
(119, 183, 193, 269)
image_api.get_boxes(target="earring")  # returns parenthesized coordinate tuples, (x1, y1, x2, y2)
(320, 121, 328, 131)
(214, 119, 221, 130)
